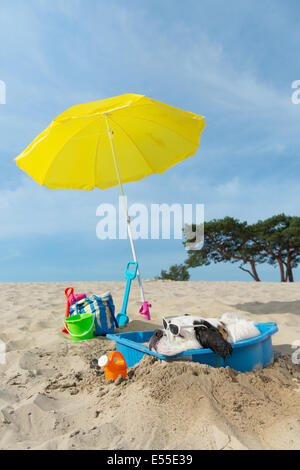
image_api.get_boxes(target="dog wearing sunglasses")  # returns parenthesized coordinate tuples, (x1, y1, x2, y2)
(149, 313, 260, 359)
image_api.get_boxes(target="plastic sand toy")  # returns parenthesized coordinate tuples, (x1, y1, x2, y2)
(107, 322, 278, 372)
(64, 312, 95, 341)
(139, 301, 151, 321)
(116, 262, 138, 327)
(98, 351, 128, 381)
(62, 287, 86, 335)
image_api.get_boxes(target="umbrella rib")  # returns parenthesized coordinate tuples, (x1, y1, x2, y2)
(53, 96, 146, 124)
(149, 100, 205, 121)
(110, 117, 155, 173)
(94, 131, 102, 188)
(55, 104, 133, 123)
(15, 121, 55, 161)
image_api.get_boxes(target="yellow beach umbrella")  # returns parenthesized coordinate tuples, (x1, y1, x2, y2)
(15, 94, 206, 319)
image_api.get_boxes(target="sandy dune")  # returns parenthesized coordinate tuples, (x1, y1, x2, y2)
(0, 280, 300, 450)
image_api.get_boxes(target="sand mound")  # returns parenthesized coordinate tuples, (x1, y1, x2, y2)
(1, 281, 300, 450)
(11, 352, 295, 450)
(1, 340, 300, 450)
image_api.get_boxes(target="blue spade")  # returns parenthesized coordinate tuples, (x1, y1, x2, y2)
(116, 262, 138, 327)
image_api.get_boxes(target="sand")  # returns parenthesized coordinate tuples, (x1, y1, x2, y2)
(1, 280, 300, 450)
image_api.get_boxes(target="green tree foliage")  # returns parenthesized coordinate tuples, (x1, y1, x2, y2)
(251, 214, 300, 282)
(184, 217, 263, 281)
(184, 215, 300, 282)
(157, 263, 190, 281)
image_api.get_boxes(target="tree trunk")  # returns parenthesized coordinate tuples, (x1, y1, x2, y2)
(278, 260, 286, 282)
(250, 260, 261, 282)
(239, 261, 261, 281)
(287, 265, 294, 282)
(285, 250, 294, 282)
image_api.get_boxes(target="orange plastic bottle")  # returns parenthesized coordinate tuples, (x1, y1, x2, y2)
(98, 351, 127, 381)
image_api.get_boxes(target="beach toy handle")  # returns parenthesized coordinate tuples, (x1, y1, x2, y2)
(99, 351, 127, 381)
(120, 262, 138, 315)
(62, 287, 74, 334)
(110, 351, 126, 365)
(125, 261, 138, 280)
(64, 315, 95, 338)
(65, 287, 74, 318)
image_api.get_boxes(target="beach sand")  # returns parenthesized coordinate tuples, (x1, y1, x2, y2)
(1, 280, 300, 450)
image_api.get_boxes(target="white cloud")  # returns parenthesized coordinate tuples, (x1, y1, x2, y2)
(0, 177, 119, 239)
(0, 249, 20, 262)
(215, 177, 240, 197)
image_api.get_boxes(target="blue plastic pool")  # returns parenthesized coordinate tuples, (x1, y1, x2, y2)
(106, 322, 278, 373)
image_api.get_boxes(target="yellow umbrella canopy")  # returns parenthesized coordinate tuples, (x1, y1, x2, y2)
(15, 94, 206, 319)
(15, 94, 206, 190)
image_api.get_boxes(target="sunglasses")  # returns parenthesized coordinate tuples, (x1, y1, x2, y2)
(162, 315, 202, 337)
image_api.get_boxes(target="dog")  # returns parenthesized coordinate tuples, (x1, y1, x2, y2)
(148, 313, 260, 359)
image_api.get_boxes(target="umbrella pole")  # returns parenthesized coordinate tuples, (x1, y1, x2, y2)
(104, 114, 146, 304)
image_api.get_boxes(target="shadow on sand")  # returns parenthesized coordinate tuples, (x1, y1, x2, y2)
(231, 300, 300, 315)
(114, 319, 160, 334)
(274, 344, 294, 355)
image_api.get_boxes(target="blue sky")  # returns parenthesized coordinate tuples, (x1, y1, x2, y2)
(0, 0, 300, 282)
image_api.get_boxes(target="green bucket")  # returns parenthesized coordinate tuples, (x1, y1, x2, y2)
(65, 313, 95, 342)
